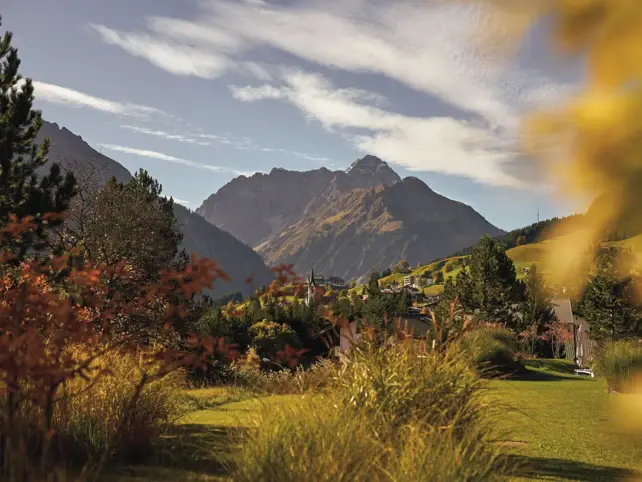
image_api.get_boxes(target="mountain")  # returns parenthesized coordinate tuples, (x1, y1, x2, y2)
(37, 121, 274, 297)
(197, 156, 503, 281)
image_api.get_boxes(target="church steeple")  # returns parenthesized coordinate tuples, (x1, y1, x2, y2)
(307, 267, 316, 306)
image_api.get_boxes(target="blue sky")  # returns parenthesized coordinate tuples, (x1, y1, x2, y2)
(4, 0, 585, 230)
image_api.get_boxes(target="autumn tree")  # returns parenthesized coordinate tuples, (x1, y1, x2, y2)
(0, 18, 76, 259)
(516, 236, 526, 247)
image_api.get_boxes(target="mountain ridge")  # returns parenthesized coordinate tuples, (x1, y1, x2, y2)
(198, 155, 504, 281)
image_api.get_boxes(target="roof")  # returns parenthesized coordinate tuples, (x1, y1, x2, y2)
(551, 298, 574, 325)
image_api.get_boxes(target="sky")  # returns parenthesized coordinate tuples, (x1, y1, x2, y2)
(3, 0, 585, 230)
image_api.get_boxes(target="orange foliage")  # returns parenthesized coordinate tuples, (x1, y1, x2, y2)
(0, 214, 240, 477)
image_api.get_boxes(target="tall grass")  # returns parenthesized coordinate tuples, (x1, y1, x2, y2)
(19, 348, 184, 467)
(595, 340, 642, 393)
(456, 325, 524, 377)
(231, 339, 511, 481)
(335, 339, 487, 432)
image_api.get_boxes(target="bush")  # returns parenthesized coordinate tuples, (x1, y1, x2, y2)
(249, 320, 301, 359)
(20, 348, 184, 466)
(457, 326, 524, 377)
(231, 351, 337, 395)
(595, 340, 642, 393)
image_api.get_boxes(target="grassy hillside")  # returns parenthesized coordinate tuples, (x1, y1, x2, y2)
(358, 233, 642, 297)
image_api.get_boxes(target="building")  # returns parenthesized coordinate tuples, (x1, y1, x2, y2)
(403, 275, 417, 288)
(551, 298, 595, 367)
(327, 276, 347, 290)
(306, 269, 346, 306)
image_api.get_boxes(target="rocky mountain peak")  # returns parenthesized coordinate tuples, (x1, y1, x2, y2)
(347, 155, 401, 187)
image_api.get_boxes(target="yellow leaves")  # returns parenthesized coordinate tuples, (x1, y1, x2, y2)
(459, 0, 642, 297)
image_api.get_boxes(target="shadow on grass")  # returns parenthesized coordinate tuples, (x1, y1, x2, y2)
(511, 369, 586, 382)
(525, 359, 577, 374)
(510, 455, 642, 481)
(103, 423, 247, 480)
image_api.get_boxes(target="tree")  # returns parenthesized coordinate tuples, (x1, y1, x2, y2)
(520, 264, 555, 333)
(516, 236, 527, 247)
(433, 271, 444, 284)
(0, 18, 76, 259)
(83, 170, 183, 285)
(545, 319, 573, 359)
(249, 320, 301, 360)
(580, 248, 641, 341)
(465, 235, 521, 327)
(366, 271, 382, 299)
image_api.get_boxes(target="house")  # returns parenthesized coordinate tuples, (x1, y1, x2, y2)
(551, 298, 595, 367)
(327, 276, 347, 290)
(403, 275, 417, 288)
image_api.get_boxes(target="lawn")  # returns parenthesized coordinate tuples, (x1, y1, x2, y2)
(104, 360, 642, 481)
(491, 360, 642, 481)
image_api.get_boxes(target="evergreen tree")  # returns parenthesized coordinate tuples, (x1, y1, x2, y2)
(365, 271, 382, 299)
(520, 264, 555, 338)
(0, 18, 76, 258)
(465, 235, 521, 327)
(581, 248, 641, 341)
(83, 169, 182, 284)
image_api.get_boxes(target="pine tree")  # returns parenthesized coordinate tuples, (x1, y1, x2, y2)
(581, 248, 641, 341)
(466, 235, 521, 326)
(0, 18, 76, 258)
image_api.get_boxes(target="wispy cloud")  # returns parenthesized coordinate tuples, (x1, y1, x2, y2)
(121, 125, 211, 145)
(231, 71, 520, 187)
(98, 144, 256, 177)
(91, 0, 578, 186)
(32, 81, 168, 119)
(121, 124, 332, 164)
(170, 197, 191, 206)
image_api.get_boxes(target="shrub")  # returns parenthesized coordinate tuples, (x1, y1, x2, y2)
(249, 320, 301, 359)
(457, 326, 524, 377)
(230, 352, 337, 395)
(595, 340, 642, 393)
(20, 348, 185, 466)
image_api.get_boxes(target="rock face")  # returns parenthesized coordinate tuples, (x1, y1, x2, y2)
(197, 156, 503, 280)
(37, 121, 274, 297)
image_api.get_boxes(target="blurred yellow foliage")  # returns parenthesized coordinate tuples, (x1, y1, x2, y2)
(460, 0, 642, 293)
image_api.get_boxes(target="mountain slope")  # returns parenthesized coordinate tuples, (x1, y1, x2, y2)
(37, 121, 274, 297)
(197, 154, 401, 248)
(198, 156, 503, 280)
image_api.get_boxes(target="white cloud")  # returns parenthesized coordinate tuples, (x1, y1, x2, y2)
(98, 144, 256, 176)
(170, 197, 191, 206)
(91, 0, 577, 186)
(32, 81, 168, 118)
(120, 125, 211, 145)
(232, 71, 520, 187)
(230, 85, 286, 102)
(90, 24, 231, 79)
(122, 123, 332, 165)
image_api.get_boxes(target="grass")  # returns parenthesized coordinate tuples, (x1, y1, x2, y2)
(103, 360, 642, 481)
(490, 359, 642, 481)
